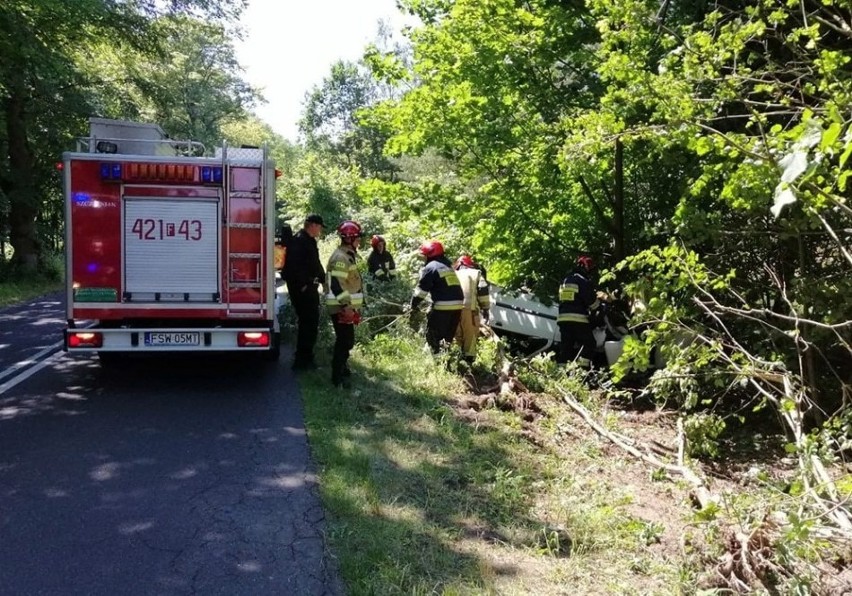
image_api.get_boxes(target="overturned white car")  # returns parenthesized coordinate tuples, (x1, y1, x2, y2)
(487, 285, 663, 369)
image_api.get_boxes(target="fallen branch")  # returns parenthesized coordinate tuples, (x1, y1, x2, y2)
(558, 387, 715, 509)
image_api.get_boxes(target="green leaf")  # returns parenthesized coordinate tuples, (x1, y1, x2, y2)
(820, 122, 842, 153)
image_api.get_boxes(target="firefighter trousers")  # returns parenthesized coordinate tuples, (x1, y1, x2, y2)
(557, 321, 595, 367)
(331, 314, 356, 385)
(426, 310, 462, 354)
(288, 283, 320, 367)
(454, 309, 481, 359)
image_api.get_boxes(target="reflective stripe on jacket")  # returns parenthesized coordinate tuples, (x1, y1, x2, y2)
(326, 246, 363, 312)
(557, 271, 598, 323)
(414, 257, 464, 311)
(367, 249, 396, 279)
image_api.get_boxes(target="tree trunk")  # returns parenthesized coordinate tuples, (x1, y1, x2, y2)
(613, 137, 625, 261)
(5, 87, 41, 271)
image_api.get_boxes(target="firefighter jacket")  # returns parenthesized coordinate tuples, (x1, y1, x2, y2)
(455, 266, 491, 312)
(367, 249, 396, 280)
(283, 229, 324, 290)
(557, 270, 600, 323)
(325, 245, 364, 314)
(411, 256, 464, 311)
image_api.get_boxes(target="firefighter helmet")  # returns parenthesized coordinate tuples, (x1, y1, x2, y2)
(337, 220, 363, 241)
(419, 240, 444, 259)
(370, 234, 385, 250)
(576, 255, 595, 272)
(454, 255, 475, 270)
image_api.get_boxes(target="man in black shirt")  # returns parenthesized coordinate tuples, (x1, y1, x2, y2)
(283, 214, 326, 370)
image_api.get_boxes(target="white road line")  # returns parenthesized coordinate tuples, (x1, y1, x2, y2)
(0, 341, 63, 383)
(0, 351, 65, 396)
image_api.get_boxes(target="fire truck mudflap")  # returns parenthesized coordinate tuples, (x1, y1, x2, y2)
(63, 118, 280, 362)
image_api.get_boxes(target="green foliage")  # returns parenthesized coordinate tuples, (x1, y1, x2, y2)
(683, 414, 726, 460)
(300, 60, 399, 180)
(371, 0, 627, 288)
(0, 0, 253, 268)
(122, 15, 258, 147)
(0, 256, 63, 306)
(278, 152, 362, 228)
(357, 276, 411, 342)
(288, 0, 852, 589)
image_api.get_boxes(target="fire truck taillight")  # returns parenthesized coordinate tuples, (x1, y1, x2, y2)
(68, 332, 104, 348)
(237, 331, 270, 348)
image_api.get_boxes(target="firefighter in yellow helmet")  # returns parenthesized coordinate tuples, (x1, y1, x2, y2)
(325, 220, 365, 387)
(453, 255, 491, 363)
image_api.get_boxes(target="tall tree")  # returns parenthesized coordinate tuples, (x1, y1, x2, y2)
(128, 16, 258, 148)
(300, 60, 399, 181)
(0, 0, 246, 270)
(376, 0, 669, 290)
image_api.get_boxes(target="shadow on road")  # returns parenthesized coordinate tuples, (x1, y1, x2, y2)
(0, 351, 343, 596)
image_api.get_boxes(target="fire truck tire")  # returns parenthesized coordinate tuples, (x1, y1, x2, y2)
(98, 351, 126, 367)
(266, 332, 281, 361)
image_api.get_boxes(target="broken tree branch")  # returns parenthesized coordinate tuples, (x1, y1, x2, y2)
(558, 387, 715, 509)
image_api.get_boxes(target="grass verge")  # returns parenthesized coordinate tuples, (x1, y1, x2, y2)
(297, 325, 695, 595)
(0, 278, 64, 308)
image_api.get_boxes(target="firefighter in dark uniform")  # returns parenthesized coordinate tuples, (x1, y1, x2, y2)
(283, 214, 326, 371)
(557, 255, 600, 367)
(410, 240, 464, 353)
(325, 220, 365, 387)
(367, 235, 397, 281)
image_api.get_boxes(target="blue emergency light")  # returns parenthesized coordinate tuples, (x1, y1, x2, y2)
(99, 163, 122, 180)
(201, 166, 223, 184)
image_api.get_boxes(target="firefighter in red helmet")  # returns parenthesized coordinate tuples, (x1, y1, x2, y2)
(410, 240, 464, 353)
(325, 220, 365, 387)
(557, 255, 600, 367)
(367, 234, 397, 281)
(453, 254, 491, 363)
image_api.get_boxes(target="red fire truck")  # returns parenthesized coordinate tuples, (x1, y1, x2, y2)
(63, 118, 281, 364)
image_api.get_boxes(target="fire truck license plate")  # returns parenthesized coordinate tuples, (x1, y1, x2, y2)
(144, 332, 200, 346)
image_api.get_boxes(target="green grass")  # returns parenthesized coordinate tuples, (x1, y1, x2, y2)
(297, 324, 690, 595)
(0, 277, 64, 307)
(0, 250, 64, 307)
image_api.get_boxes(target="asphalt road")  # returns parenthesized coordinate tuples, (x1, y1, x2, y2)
(0, 291, 66, 385)
(0, 296, 343, 595)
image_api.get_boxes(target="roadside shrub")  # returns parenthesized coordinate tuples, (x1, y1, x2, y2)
(0, 251, 64, 282)
(683, 413, 726, 459)
(357, 276, 410, 342)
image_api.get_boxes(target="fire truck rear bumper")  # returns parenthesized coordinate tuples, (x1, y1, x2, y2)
(65, 327, 277, 352)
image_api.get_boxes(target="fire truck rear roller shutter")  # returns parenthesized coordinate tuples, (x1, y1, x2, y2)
(124, 197, 219, 295)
